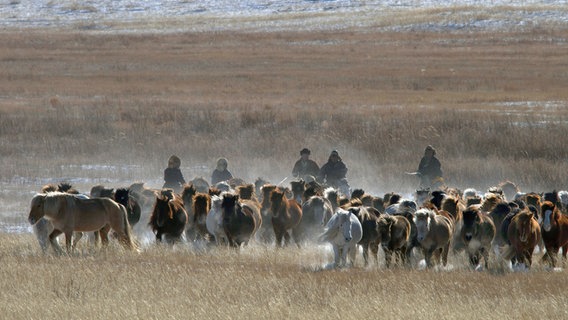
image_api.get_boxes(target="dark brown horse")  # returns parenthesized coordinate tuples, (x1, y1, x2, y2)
(502, 209, 541, 269)
(114, 188, 141, 228)
(221, 193, 259, 248)
(149, 191, 188, 244)
(460, 205, 496, 269)
(270, 189, 302, 247)
(541, 201, 568, 267)
(346, 205, 380, 266)
(374, 214, 411, 268)
(294, 195, 333, 244)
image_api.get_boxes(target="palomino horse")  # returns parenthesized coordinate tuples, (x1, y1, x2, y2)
(270, 189, 303, 247)
(413, 208, 453, 268)
(373, 214, 411, 268)
(541, 201, 568, 268)
(502, 208, 541, 269)
(221, 193, 260, 248)
(460, 205, 496, 269)
(319, 208, 363, 268)
(149, 191, 188, 244)
(28, 192, 137, 254)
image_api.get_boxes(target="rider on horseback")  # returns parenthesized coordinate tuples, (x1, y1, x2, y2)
(318, 150, 351, 196)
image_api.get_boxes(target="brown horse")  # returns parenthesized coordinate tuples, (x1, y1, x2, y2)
(221, 193, 260, 247)
(258, 184, 279, 243)
(270, 189, 303, 247)
(149, 191, 188, 244)
(460, 205, 496, 269)
(541, 201, 568, 267)
(114, 188, 141, 228)
(192, 192, 212, 241)
(502, 209, 541, 269)
(295, 195, 334, 244)
(345, 205, 380, 266)
(413, 208, 453, 268)
(373, 214, 411, 268)
(290, 179, 306, 204)
(28, 192, 137, 254)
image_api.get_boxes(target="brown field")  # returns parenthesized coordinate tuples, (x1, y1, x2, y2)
(1, 15, 568, 320)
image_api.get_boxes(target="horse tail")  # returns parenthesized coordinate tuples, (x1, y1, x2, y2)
(120, 204, 139, 252)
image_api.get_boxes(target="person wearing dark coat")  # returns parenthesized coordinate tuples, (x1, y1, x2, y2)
(211, 157, 233, 185)
(417, 145, 443, 189)
(318, 150, 350, 195)
(292, 148, 320, 181)
(163, 155, 186, 193)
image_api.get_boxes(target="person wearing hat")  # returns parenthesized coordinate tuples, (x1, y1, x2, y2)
(417, 145, 443, 189)
(318, 150, 350, 195)
(163, 155, 186, 193)
(211, 157, 233, 185)
(292, 148, 320, 181)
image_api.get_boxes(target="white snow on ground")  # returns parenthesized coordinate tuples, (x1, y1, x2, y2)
(0, 0, 566, 32)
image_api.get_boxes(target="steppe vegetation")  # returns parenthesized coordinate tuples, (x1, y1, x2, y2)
(1, 11, 568, 319)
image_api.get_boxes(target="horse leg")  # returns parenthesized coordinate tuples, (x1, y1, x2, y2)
(348, 243, 357, 267)
(442, 243, 451, 267)
(49, 229, 64, 255)
(64, 231, 74, 254)
(332, 245, 340, 268)
(72, 232, 83, 251)
(99, 225, 111, 247)
(383, 248, 392, 268)
(370, 243, 379, 267)
(283, 231, 291, 247)
(423, 248, 433, 268)
(481, 247, 490, 269)
(362, 243, 369, 266)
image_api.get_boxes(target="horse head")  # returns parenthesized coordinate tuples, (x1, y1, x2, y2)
(461, 206, 481, 242)
(28, 194, 47, 225)
(221, 193, 240, 219)
(339, 210, 353, 242)
(114, 188, 130, 207)
(152, 195, 173, 228)
(541, 201, 557, 232)
(516, 210, 535, 243)
(413, 208, 433, 242)
(270, 189, 286, 218)
(378, 214, 395, 246)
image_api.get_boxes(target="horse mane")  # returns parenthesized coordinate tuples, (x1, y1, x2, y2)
(350, 189, 366, 200)
(182, 184, 197, 203)
(324, 187, 339, 208)
(114, 188, 130, 206)
(236, 184, 258, 202)
(193, 193, 211, 222)
(58, 182, 79, 194)
(41, 184, 58, 193)
(441, 196, 460, 219)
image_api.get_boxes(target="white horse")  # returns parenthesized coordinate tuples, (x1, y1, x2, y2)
(206, 194, 228, 245)
(319, 208, 362, 268)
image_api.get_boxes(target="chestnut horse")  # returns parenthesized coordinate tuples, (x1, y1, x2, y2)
(28, 192, 137, 254)
(270, 189, 302, 247)
(149, 191, 188, 244)
(502, 209, 541, 269)
(192, 192, 212, 241)
(541, 201, 568, 267)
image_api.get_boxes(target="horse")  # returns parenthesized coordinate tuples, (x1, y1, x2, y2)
(540, 201, 568, 268)
(206, 194, 227, 245)
(90, 184, 115, 198)
(489, 202, 512, 256)
(236, 183, 260, 203)
(345, 205, 380, 266)
(221, 193, 259, 248)
(270, 189, 303, 247)
(374, 214, 411, 268)
(191, 192, 212, 241)
(498, 180, 519, 202)
(181, 184, 197, 239)
(114, 188, 141, 228)
(189, 176, 210, 194)
(294, 195, 333, 244)
(413, 208, 453, 268)
(290, 179, 306, 204)
(460, 205, 496, 269)
(28, 192, 137, 254)
(502, 208, 541, 269)
(319, 208, 362, 268)
(148, 191, 188, 244)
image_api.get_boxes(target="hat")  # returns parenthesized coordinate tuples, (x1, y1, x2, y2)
(425, 145, 436, 155)
(330, 150, 339, 157)
(300, 148, 311, 155)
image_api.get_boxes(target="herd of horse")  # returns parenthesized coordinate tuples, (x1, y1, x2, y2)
(26, 178, 568, 270)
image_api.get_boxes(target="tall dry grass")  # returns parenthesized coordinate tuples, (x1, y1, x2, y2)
(2, 233, 568, 320)
(1, 25, 568, 319)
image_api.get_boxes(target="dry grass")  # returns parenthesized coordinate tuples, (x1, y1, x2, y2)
(3, 233, 568, 320)
(1, 23, 568, 319)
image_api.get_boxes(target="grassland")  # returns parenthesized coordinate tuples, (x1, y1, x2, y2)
(1, 13, 568, 320)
